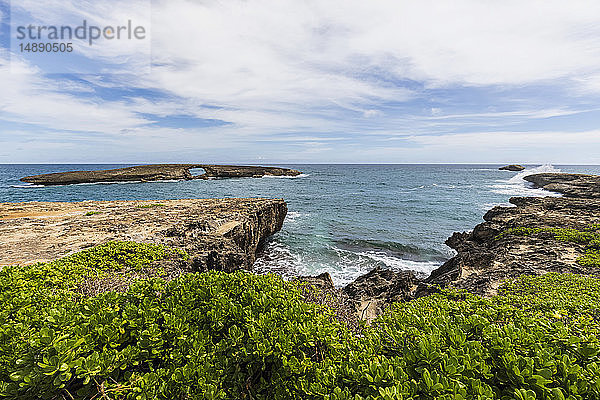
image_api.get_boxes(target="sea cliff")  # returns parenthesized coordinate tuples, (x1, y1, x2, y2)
(0, 198, 286, 272)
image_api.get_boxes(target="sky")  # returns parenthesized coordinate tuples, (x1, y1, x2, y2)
(1, 0, 600, 164)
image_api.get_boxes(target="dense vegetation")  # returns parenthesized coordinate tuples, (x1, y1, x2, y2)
(1, 243, 600, 399)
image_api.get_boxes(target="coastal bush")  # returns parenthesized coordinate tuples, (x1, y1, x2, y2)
(341, 273, 600, 399)
(0, 242, 184, 388)
(0, 266, 348, 398)
(1, 243, 600, 399)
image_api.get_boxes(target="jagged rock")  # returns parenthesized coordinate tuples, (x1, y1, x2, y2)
(499, 164, 525, 171)
(343, 267, 419, 321)
(294, 272, 335, 291)
(20, 164, 302, 186)
(426, 195, 600, 296)
(524, 173, 600, 198)
(0, 198, 287, 272)
(295, 268, 421, 324)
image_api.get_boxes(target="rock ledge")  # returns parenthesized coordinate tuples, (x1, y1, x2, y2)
(0, 198, 287, 272)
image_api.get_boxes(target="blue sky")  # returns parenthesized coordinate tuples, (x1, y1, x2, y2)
(1, 0, 600, 164)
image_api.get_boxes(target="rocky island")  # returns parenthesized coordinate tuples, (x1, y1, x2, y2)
(499, 164, 525, 171)
(19, 163, 302, 186)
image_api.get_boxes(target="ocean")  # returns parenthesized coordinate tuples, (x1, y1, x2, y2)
(3, 163, 600, 286)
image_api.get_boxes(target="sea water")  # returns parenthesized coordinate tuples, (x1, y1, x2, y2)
(3, 163, 600, 286)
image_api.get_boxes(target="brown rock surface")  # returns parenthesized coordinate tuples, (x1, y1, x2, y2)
(343, 267, 419, 321)
(0, 198, 287, 271)
(20, 164, 302, 186)
(296, 268, 421, 325)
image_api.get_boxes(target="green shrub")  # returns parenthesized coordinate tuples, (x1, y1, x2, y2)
(342, 274, 600, 399)
(0, 271, 347, 399)
(1, 243, 600, 399)
(84, 211, 101, 216)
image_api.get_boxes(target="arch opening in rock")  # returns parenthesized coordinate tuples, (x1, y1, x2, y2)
(188, 167, 206, 177)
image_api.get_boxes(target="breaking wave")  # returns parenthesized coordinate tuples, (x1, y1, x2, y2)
(490, 164, 563, 197)
(254, 239, 446, 287)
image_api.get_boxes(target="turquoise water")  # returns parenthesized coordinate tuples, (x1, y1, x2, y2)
(3, 164, 600, 286)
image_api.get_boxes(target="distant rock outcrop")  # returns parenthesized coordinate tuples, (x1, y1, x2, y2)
(499, 164, 525, 171)
(20, 164, 302, 186)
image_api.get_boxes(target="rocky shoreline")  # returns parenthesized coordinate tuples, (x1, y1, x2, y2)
(425, 172, 600, 295)
(20, 164, 302, 186)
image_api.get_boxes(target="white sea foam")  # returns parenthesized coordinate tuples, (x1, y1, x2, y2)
(507, 163, 561, 184)
(253, 241, 308, 279)
(10, 184, 45, 188)
(490, 164, 563, 197)
(262, 173, 310, 179)
(356, 251, 440, 277)
(323, 247, 442, 286)
(285, 211, 305, 223)
(254, 240, 443, 287)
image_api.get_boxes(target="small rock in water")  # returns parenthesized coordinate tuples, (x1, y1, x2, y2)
(499, 164, 525, 171)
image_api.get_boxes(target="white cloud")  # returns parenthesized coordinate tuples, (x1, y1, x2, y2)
(3, 0, 600, 162)
(407, 129, 600, 151)
(0, 51, 148, 132)
(426, 108, 597, 121)
(145, 0, 600, 89)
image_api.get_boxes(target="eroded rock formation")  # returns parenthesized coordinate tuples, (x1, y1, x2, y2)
(0, 198, 287, 272)
(20, 164, 302, 186)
